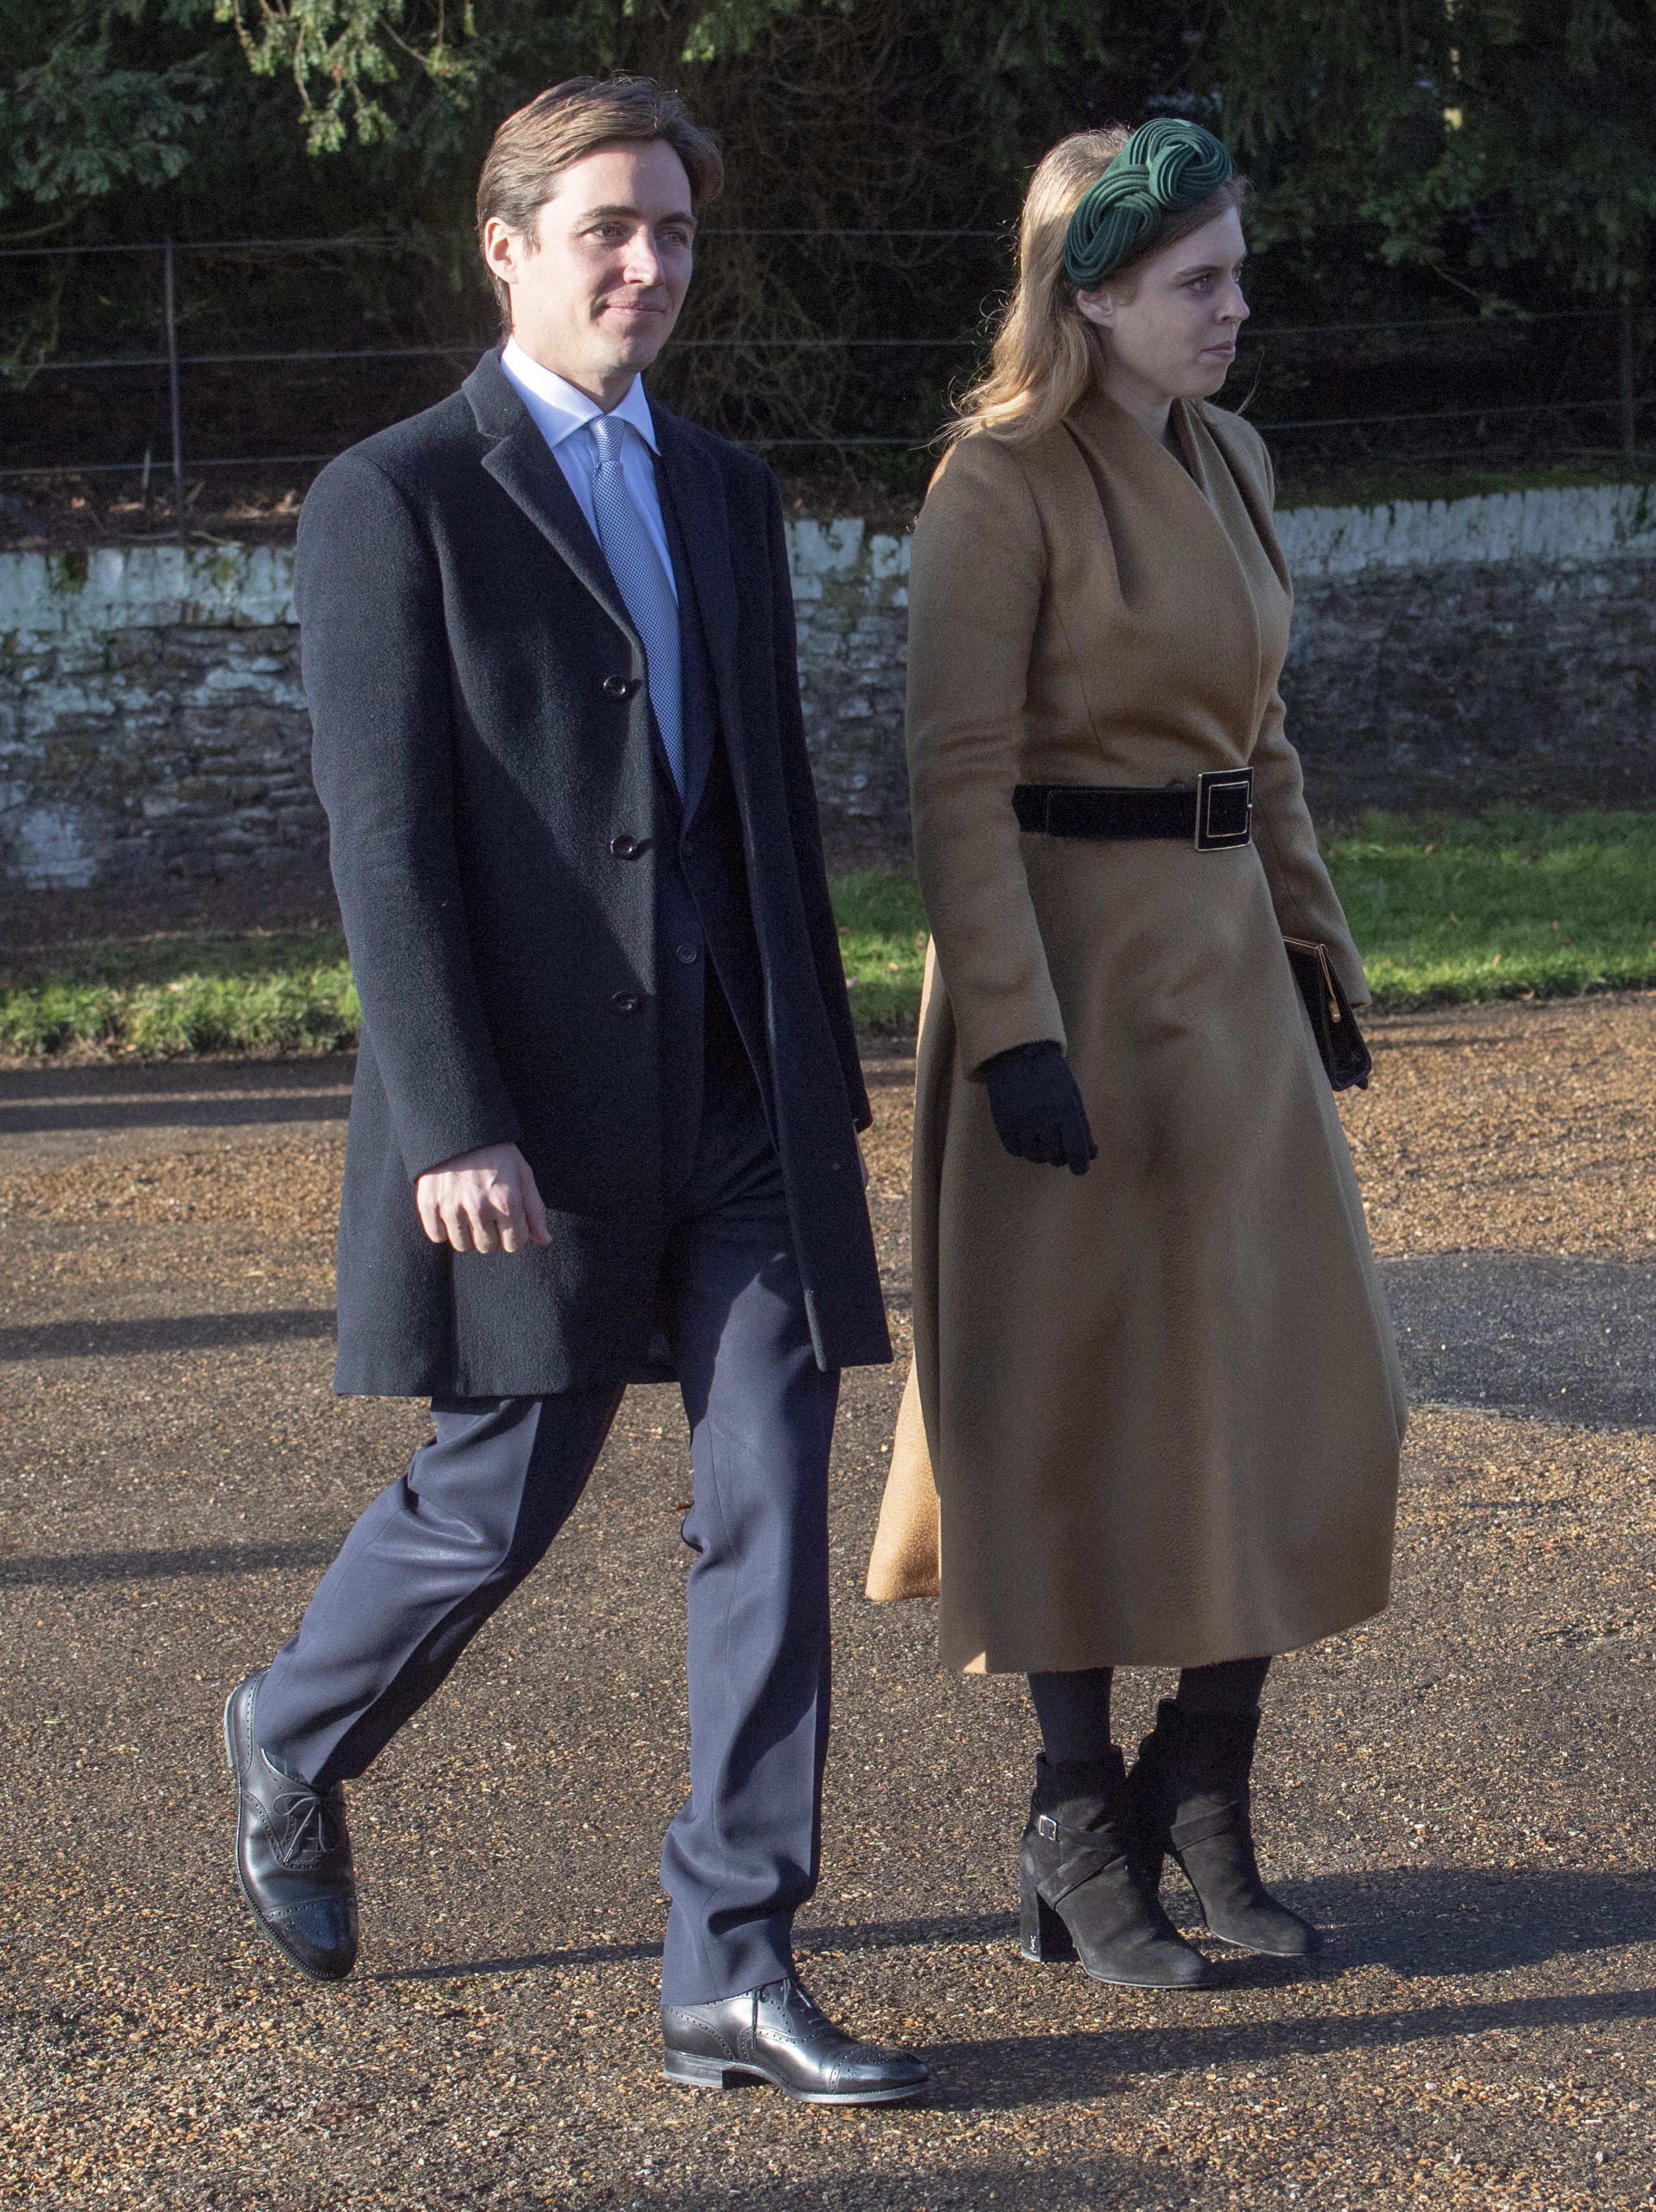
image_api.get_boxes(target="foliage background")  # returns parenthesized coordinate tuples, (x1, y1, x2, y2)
(1, 3, 1653, 499)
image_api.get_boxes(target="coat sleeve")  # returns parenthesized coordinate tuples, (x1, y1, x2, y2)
(763, 475, 872, 1131)
(1242, 440, 1373, 1009)
(298, 452, 525, 1177)
(1249, 694, 1371, 1008)
(906, 436, 1066, 1076)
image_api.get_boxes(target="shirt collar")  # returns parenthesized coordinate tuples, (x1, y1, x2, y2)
(499, 337, 659, 454)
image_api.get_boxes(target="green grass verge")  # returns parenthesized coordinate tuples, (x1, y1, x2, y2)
(4, 813, 1653, 1058)
(1326, 807, 1656, 1007)
(832, 868, 930, 1032)
(0, 929, 358, 1058)
(832, 808, 1656, 1028)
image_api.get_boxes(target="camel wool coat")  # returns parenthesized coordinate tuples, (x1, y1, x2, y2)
(867, 387, 1407, 1674)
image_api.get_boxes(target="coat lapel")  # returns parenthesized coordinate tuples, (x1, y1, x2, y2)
(654, 468, 715, 824)
(652, 408, 748, 795)
(463, 352, 641, 651)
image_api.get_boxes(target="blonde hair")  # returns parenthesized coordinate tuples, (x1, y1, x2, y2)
(948, 126, 1246, 448)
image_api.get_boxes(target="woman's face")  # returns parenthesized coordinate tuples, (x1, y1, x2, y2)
(1075, 204, 1249, 408)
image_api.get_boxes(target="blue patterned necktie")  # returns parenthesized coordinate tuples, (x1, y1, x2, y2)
(587, 412, 684, 797)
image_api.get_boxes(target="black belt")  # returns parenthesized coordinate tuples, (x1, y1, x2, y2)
(1014, 767, 1254, 852)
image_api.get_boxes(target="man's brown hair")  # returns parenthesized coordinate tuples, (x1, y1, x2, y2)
(477, 75, 725, 328)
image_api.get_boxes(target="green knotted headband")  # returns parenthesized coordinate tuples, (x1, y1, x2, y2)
(1063, 118, 1235, 291)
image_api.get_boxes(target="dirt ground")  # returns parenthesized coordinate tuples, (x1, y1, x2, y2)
(2, 998, 1655, 2208)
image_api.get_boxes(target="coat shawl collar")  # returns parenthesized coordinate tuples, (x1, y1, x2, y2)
(1064, 387, 1276, 733)
(1068, 385, 1243, 571)
(1181, 400, 1292, 596)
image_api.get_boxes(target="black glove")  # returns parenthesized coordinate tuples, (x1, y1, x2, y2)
(981, 1040, 1097, 1175)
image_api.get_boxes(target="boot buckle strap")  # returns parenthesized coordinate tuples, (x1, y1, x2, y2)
(1170, 1805, 1249, 1850)
(1036, 1814, 1059, 1840)
(1046, 1837, 1129, 1903)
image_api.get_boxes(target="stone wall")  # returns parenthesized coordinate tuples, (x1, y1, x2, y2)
(3, 482, 1655, 892)
(787, 518, 911, 836)
(1278, 484, 1656, 820)
(0, 547, 307, 891)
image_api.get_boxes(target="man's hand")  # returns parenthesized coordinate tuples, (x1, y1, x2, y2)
(414, 1142, 552, 1255)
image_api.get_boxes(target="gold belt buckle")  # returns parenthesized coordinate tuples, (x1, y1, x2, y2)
(1194, 767, 1254, 852)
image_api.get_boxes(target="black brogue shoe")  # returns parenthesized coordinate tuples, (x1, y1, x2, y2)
(662, 1974, 928, 2104)
(224, 1670, 358, 1982)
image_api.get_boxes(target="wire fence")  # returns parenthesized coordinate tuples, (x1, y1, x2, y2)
(2, 231, 1649, 530)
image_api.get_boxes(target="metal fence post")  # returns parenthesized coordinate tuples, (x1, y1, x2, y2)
(1619, 284, 1637, 459)
(164, 235, 186, 544)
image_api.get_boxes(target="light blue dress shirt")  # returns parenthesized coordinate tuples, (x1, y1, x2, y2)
(498, 337, 677, 605)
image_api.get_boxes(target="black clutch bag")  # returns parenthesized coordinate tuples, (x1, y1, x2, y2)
(1283, 937, 1372, 1092)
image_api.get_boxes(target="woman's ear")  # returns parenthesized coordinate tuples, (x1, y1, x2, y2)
(1076, 287, 1115, 332)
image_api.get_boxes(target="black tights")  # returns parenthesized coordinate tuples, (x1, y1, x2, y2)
(1026, 1657, 1271, 1766)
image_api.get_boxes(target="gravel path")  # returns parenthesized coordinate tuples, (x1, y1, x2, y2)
(2, 1001, 1653, 2208)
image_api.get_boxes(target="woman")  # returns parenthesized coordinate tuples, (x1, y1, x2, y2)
(867, 119, 1406, 1990)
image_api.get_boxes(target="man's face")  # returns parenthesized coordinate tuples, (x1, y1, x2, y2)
(482, 139, 696, 404)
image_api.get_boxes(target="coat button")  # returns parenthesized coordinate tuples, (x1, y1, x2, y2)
(611, 992, 642, 1016)
(676, 943, 699, 964)
(610, 834, 640, 860)
(602, 674, 634, 700)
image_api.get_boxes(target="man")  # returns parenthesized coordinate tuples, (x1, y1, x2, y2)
(223, 74, 926, 2108)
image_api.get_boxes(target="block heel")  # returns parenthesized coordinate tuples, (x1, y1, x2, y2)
(1018, 1867, 1077, 1963)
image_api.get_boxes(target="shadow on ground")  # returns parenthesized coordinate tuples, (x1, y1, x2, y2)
(380, 1863, 1655, 2008)
(1383, 1251, 1656, 1426)
(0, 1310, 337, 1363)
(0, 1059, 353, 1133)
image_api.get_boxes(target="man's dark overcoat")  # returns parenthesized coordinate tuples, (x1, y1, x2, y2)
(297, 349, 889, 1397)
